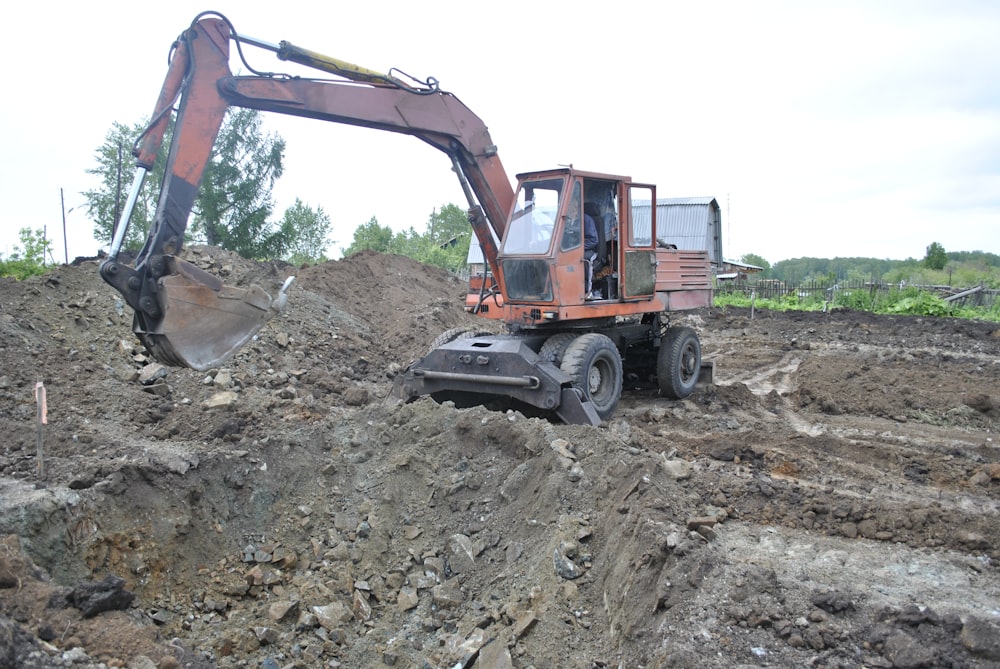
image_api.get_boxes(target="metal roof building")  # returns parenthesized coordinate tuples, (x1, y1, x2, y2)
(632, 197, 723, 268)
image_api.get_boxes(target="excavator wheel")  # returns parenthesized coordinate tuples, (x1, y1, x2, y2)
(560, 333, 623, 421)
(426, 327, 494, 354)
(538, 332, 577, 366)
(427, 327, 477, 352)
(657, 326, 701, 399)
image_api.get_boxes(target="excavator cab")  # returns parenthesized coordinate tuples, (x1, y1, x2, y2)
(474, 168, 644, 318)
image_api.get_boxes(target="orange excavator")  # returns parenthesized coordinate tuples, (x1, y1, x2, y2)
(100, 11, 714, 426)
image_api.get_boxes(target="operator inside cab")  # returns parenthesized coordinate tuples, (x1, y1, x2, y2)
(583, 201, 604, 300)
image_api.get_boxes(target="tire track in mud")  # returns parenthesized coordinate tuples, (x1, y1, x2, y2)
(713, 349, 802, 397)
(709, 348, 828, 437)
(659, 330, 999, 555)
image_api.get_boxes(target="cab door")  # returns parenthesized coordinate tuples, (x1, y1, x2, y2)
(552, 179, 587, 303)
(622, 183, 657, 299)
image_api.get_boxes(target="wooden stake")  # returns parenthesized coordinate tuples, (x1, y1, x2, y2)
(35, 381, 46, 479)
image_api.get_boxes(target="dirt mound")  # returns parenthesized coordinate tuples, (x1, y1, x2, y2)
(1, 248, 998, 668)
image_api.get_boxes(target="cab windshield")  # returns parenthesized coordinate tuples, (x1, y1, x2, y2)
(501, 179, 563, 255)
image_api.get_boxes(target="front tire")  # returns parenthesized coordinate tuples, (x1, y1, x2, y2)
(539, 332, 577, 366)
(560, 333, 623, 420)
(427, 327, 493, 353)
(658, 326, 701, 399)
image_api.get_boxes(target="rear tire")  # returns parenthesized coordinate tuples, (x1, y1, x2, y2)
(560, 333, 623, 421)
(658, 326, 701, 399)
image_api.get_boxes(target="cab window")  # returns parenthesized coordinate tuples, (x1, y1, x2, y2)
(503, 179, 562, 255)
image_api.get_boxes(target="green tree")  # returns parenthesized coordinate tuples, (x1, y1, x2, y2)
(279, 198, 332, 264)
(85, 109, 286, 259)
(740, 253, 771, 276)
(384, 227, 456, 270)
(923, 242, 947, 270)
(0, 228, 52, 279)
(84, 120, 164, 251)
(192, 109, 286, 258)
(340, 205, 473, 272)
(342, 216, 394, 256)
(421, 204, 472, 271)
(387, 227, 428, 258)
(426, 204, 469, 245)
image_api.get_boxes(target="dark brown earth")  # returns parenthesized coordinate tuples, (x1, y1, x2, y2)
(1, 246, 998, 669)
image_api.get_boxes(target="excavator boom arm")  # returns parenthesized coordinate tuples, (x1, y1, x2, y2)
(131, 16, 511, 268)
(100, 13, 512, 370)
(218, 75, 512, 240)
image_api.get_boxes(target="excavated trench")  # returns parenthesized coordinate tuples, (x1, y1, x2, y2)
(3, 388, 1000, 669)
(3, 440, 321, 595)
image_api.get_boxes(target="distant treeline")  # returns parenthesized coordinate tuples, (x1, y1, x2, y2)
(716, 279, 998, 308)
(767, 251, 1000, 286)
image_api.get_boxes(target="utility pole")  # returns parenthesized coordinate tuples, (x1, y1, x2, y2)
(60, 188, 69, 264)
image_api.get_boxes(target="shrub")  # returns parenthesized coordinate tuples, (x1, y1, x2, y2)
(0, 229, 51, 280)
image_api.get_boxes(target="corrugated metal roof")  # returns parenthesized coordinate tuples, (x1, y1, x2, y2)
(656, 197, 717, 206)
(724, 259, 763, 270)
(632, 198, 723, 266)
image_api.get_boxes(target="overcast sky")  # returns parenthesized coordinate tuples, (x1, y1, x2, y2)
(1, 1, 997, 265)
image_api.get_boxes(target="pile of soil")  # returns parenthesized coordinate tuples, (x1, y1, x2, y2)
(1, 246, 998, 669)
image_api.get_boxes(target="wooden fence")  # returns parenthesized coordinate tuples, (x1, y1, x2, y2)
(452, 272, 997, 309)
(714, 279, 998, 308)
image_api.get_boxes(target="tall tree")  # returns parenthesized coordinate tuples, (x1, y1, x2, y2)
(84, 120, 164, 251)
(84, 110, 285, 259)
(279, 198, 332, 264)
(425, 204, 470, 246)
(192, 109, 286, 258)
(923, 242, 947, 270)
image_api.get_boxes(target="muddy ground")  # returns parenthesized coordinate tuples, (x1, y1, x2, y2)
(1, 246, 998, 669)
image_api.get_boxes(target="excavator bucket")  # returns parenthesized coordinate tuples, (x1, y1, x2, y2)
(134, 257, 294, 371)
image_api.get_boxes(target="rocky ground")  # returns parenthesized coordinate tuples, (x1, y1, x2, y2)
(1, 246, 998, 669)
